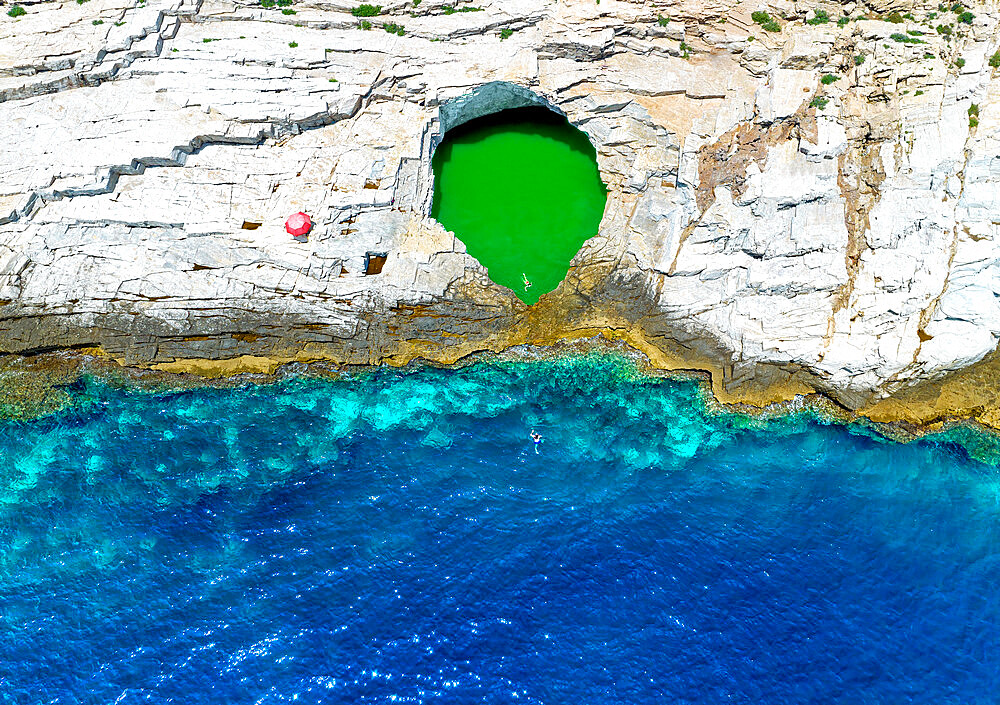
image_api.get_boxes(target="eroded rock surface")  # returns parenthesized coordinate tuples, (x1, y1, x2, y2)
(3, 0, 1000, 419)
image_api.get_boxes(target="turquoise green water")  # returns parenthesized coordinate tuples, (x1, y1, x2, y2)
(431, 107, 608, 305)
(3, 356, 1000, 702)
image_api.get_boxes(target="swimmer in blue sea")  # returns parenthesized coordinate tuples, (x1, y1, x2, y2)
(530, 429, 542, 453)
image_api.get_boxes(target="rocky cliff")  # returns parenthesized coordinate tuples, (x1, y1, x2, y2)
(3, 0, 1000, 425)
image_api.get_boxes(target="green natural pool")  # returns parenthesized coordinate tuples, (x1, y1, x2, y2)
(431, 107, 608, 305)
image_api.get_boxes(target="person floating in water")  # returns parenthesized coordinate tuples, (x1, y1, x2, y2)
(522, 272, 532, 291)
(530, 429, 542, 454)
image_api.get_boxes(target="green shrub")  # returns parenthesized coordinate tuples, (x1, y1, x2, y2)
(951, 2, 963, 11)
(7, 3, 25, 15)
(968, 103, 979, 116)
(890, 33, 924, 43)
(957, 11, 973, 24)
(837, 16, 849, 27)
(351, 3, 381, 17)
(969, 116, 978, 127)
(657, 14, 669, 26)
(92, 18, 104, 24)
(820, 73, 839, 84)
(806, 9, 829, 25)
(276, 0, 292, 5)
(202, 37, 220, 42)
(288, 41, 297, 47)
(915, 89, 924, 95)
(907, 29, 923, 35)
(924, 52, 934, 58)
(936, 23, 952, 34)
(854, 53, 865, 65)
(990, 50, 1000, 68)
(499, 27, 513, 39)
(329, 77, 337, 82)
(955, 57, 966, 68)
(260, 0, 275, 7)
(281, 8, 295, 14)
(750, 10, 779, 30)
(360, 19, 371, 29)
(810, 96, 829, 109)
(886, 11, 903, 23)
(382, 21, 405, 35)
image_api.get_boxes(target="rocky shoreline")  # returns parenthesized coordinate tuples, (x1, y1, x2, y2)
(3, 0, 1000, 427)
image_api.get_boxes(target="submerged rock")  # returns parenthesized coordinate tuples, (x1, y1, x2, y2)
(3, 0, 1000, 424)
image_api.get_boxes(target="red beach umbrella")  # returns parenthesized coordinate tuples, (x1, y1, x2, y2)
(285, 211, 312, 236)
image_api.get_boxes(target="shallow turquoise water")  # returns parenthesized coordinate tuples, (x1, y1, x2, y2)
(1, 356, 999, 703)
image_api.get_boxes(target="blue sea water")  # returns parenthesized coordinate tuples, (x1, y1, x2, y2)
(1, 355, 999, 704)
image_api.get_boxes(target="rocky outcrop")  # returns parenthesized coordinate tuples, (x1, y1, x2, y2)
(3, 0, 1000, 425)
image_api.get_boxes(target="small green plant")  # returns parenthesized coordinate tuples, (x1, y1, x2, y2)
(968, 103, 979, 117)
(382, 21, 404, 35)
(810, 96, 829, 109)
(329, 77, 337, 82)
(281, 8, 295, 14)
(806, 9, 829, 25)
(951, 2, 963, 12)
(499, 27, 513, 40)
(77, 0, 89, 4)
(854, 53, 865, 65)
(820, 73, 840, 84)
(679, 41, 691, 58)
(837, 16, 850, 27)
(260, 0, 275, 7)
(957, 10, 973, 24)
(93, 18, 104, 23)
(969, 116, 979, 128)
(171, 47, 178, 51)
(990, 50, 1000, 68)
(657, 14, 669, 26)
(413, 0, 421, 5)
(360, 19, 371, 29)
(7, 4, 25, 16)
(955, 57, 966, 68)
(886, 11, 904, 23)
(114, 20, 124, 25)
(936, 24, 952, 35)
(924, 52, 934, 58)
(202, 37, 220, 42)
(907, 29, 923, 36)
(915, 89, 924, 95)
(351, 3, 381, 17)
(751, 10, 780, 32)
(890, 32, 924, 43)
(288, 41, 297, 47)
